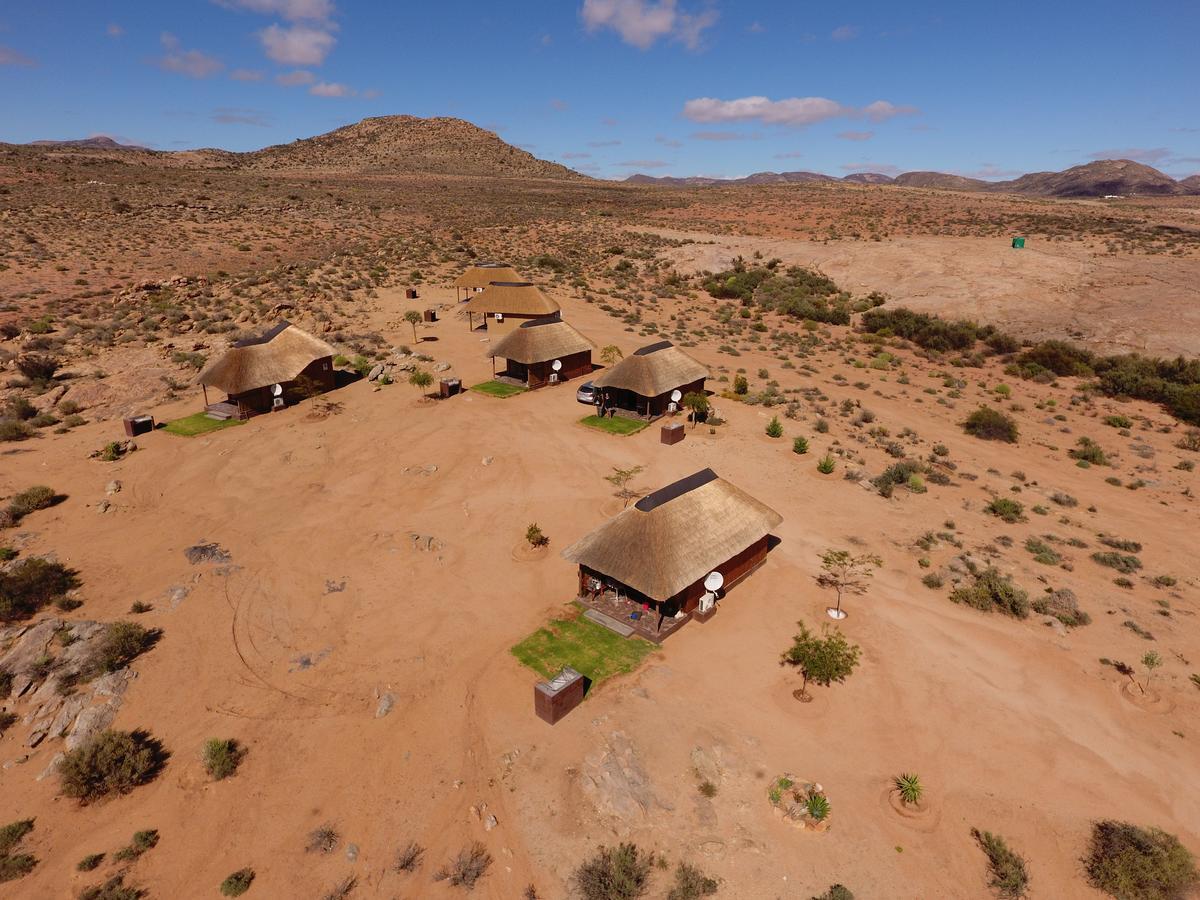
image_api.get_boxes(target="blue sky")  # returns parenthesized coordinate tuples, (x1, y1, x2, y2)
(2, 0, 1197, 180)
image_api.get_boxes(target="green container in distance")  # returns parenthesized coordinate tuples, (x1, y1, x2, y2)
(1011, 237, 1026, 249)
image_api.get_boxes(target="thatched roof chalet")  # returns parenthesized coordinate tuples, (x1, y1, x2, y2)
(591, 340, 708, 398)
(462, 282, 560, 317)
(561, 469, 782, 602)
(198, 321, 334, 396)
(487, 316, 594, 364)
(453, 263, 522, 290)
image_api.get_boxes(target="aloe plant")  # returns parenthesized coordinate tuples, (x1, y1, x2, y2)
(893, 773, 923, 806)
(806, 791, 831, 821)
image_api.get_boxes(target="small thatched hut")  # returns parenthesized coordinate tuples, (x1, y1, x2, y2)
(453, 263, 522, 302)
(487, 316, 594, 389)
(562, 468, 782, 638)
(591, 340, 708, 419)
(197, 321, 335, 419)
(463, 282, 560, 336)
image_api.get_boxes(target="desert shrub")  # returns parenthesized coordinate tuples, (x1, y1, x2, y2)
(77, 853, 105, 871)
(985, 497, 1025, 523)
(951, 569, 1029, 618)
(792, 436, 809, 454)
(963, 407, 1019, 442)
(817, 454, 836, 474)
(1084, 820, 1198, 900)
(79, 875, 144, 900)
(525, 523, 549, 548)
(321, 876, 356, 900)
(220, 869, 255, 897)
(0, 668, 12, 699)
(84, 622, 158, 676)
(893, 773, 923, 805)
(1100, 535, 1142, 553)
(306, 824, 340, 854)
(1092, 552, 1142, 574)
(765, 416, 783, 438)
(872, 460, 925, 497)
(1071, 437, 1109, 465)
(1051, 491, 1078, 507)
(860, 307, 980, 352)
(811, 887, 855, 900)
(16, 354, 59, 382)
(203, 738, 244, 780)
(434, 842, 493, 890)
(667, 861, 718, 900)
(0, 852, 37, 882)
(114, 829, 159, 862)
(0, 819, 34, 859)
(0, 558, 80, 622)
(57, 729, 167, 803)
(6, 485, 57, 521)
(1024, 538, 1062, 565)
(1031, 589, 1091, 627)
(1177, 430, 1200, 452)
(394, 841, 425, 873)
(972, 828, 1029, 898)
(0, 420, 33, 442)
(0, 711, 17, 735)
(575, 843, 653, 900)
(698, 779, 717, 798)
(1105, 415, 1133, 429)
(1017, 340, 1094, 377)
(922, 572, 944, 589)
(733, 374, 748, 395)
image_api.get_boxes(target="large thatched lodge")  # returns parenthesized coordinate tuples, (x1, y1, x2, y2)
(452, 262, 522, 301)
(591, 340, 708, 420)
(463, 281, 561, 336)
(487, 316, 594, 389)
(562, 468, 782, 642)
(197, 321, 335, 419)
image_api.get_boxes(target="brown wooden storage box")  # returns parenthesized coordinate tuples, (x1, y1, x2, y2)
(405, 288, 418, 299)
(534, 667, 585, 724)
(660, 422, 685, 445)
(423, 308, 437, 322)
(123, 415, 155, 437)
(439, 378, 461, 398)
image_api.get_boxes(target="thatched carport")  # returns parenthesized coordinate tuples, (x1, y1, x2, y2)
(197, 321, 335, 419)
(463, 282, 560, 336)
(562, 468, 782, 639)
(591, 340, 708, 420)
(453, 263, 522, 302)
(487, 316, 595, 388)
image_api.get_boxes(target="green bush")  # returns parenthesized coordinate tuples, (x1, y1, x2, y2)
(1092, 552, 1142, 575)
(6, 485, 57, 521)
(0, 818, 37, 883)
(667, 861, 718, 900)
(1104, 415, 1133, 428)
(575, 843, 653, 900)
(114, 829, 159, 862)
(78, 875, 144, 900)
(0, 668, 12, 699)
(1071, 437, 1109, 465)
(1084, 820, 1197, 900)
(963, 407, 1019, 442)
(985, 497, 1025, 523)
(972, 828, 1030, 898)
(811, 887, 855, 900)
(817, 454, 836, 474)
(0, 558, 80, 622)
(1031, 589, 1091, 627)
(951, 569, 1029, 618)
(0, 420, 33, 443)
(77, 853, 105, 872)
(860, 307, 980, 352)
(57, 729, 167, 803)
(0, 818, 34, 855)
(792, 436, 809, 454)
(765, 416, 783, 438)
(84, 622, 158, 676)
(221, 869, 255, 897)
(204, 738, 244, 780)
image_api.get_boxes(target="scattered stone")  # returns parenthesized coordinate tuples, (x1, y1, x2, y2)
(96, 500, 111, 514)
(185, 542, 231, 565)
(581, 731, 669, 823)
(105, 480, 122, 495)
(408, 533, 446, 553)
(165, 585, 190, 608)
(434, 362, 451, 372)
(484, 815, 498, 832)
(481, 456, 494, 466)
(367, 364, 384, 382)
(325, 579, 347, 594)
(346, 843, 359, 862)
(375, 693, 396, 718)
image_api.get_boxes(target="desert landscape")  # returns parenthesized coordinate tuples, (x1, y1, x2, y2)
(3, 112, 1200, 900)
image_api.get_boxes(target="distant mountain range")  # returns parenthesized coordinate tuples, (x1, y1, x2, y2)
(627, 159, 1200, 198)
(14, 120, 1200, 196)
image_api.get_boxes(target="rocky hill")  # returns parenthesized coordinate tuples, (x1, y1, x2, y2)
(27, 136, 146, 150)
(842, 172, 896, 184)
(243, 115, 583, 179)
(893, 171, 989, 191)
(991, 159, 1186, 197)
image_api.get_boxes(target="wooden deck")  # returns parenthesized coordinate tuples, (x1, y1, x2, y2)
(577, 591, 689, 644)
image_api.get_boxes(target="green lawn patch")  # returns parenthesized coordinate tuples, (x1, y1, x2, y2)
(511, 605, 657, 688)
(470, 380, 527, 399)
(580, 415, 648, 436)
(163, 413, 245, 437)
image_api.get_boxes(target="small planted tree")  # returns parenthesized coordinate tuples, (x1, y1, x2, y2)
(817, 454, 836, 474)
(817, 549, 882, 619)
(403, 309, 422, 344)
(780, 620, 861, 701)
(1140, 651, 1163, 693)
(203, 738, 244, 780)
(792, 436, 809, 455)
(604, 465, 645, 507)
(409, 368, 433, 399)
(599, 345, 624, 366)
(682, 392, 709, 428)
(525, 523, 549, 548)
(893, 773, 923, 806)
(765, 416, 783, 438)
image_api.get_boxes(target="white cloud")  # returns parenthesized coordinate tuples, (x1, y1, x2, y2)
(837, 130, 874, 141)
(581, 0, 717, 50)
(230, 67, 265, 81)
(259, 23, 336, 65)
(310, 80, 353, 97)
(216, 0, 335, 21)
(683, 95, 916, 127)
(275, 69, 315, 86)
(0, 45, 36, 66)
(1087, 147, 1172, 164)
(106, 23, 125, 38)
(831, 24, 859, 41)
(156, 33, 223, 78)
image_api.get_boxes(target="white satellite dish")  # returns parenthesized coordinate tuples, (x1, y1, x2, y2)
(552, 359, 563, 372)
(494, 312, 504, 321)
(704, 571, 724, 593)
(670, 389, 683, 403)
(271, 383, 283, 397)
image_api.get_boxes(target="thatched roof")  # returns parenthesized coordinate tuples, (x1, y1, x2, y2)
(462, 282, 560, 317)
(561, 469, 782, 602)
(591, 340, 708, 398)
(487, 317, 594, 364)
(198, 321, 334, 395)
(454, 263, 522, 289)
